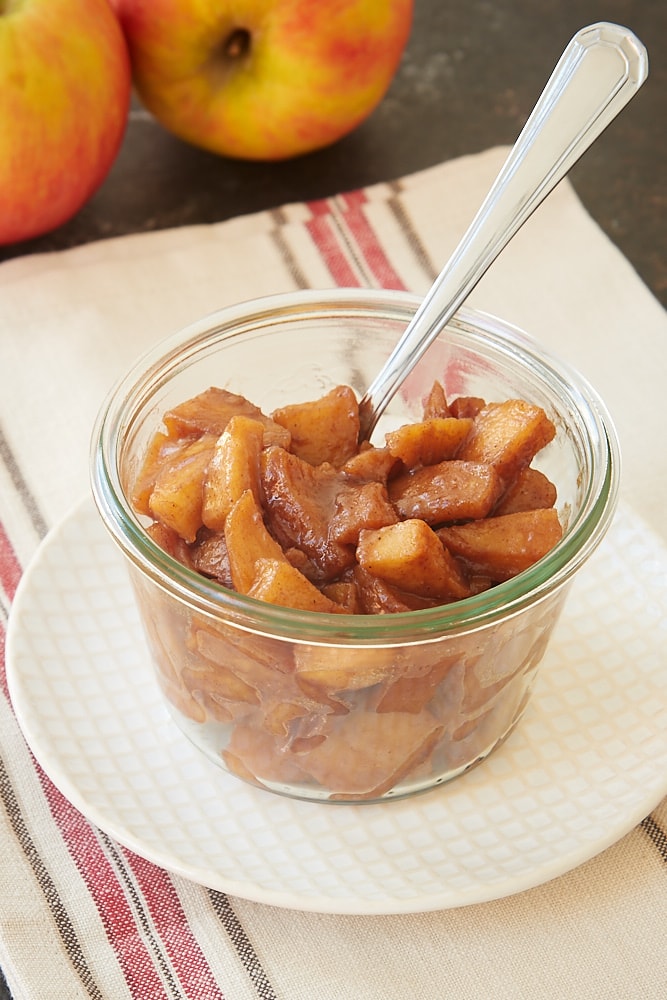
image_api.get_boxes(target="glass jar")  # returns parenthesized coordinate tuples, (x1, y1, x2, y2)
(91, 289, 619, 802)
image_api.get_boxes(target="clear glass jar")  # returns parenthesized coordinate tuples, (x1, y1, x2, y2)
(91, 289, 619, 802)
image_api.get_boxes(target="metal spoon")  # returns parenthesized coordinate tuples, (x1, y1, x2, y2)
(358, 22, 648, 441)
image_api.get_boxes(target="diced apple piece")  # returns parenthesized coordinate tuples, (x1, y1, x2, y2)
(493, 466, 557, 515)
(294, 643, 398, 692)
(293, 675, 353, 716)
(190, 529, 233, 587)
(148, 435, 216, 542)
(357, 519, 470, 600)
(329, 481, 398, 545)
(202, 415, 265, 531)
(223, 724, 308, 787)
(449, 396, 486, 419)
(385, 417, 473, 468)
(131, 429, 179, 516)
(438, 508, 563, 581)
(248, 558, 348, 614)
(388, 459, 502, 524)
(271, 385, 359, 467)
(298, 710, 443, 798)
(260, 446, 355, 581)
(422, 380, 451, 419)
(224, 489, 288, 594)
(320, 580, 364, 614)
(458, 398, 556, 483)
(145, 520, 194, 569)
(188, 624, 307, 726)
(156, 672, 208, 725)
(164, 386, 290, 447)
(193, 617, 293, 685)
(261, 699, 315, 738)
(340, 444, 399, 484)
(352, 566, 439, 614)
(181, 661, 259, 708)
(283, 547, 320, 583)
(139, 606, 206, 724)
(376, 654, 458, 714)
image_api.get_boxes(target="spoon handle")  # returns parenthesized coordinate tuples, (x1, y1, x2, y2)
(358, 22, 648, 440)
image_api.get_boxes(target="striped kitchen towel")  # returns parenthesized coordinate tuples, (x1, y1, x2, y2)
(1, 147, 666, 1000)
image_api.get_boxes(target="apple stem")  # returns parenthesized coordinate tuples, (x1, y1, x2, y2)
(224, 28, 251, 60)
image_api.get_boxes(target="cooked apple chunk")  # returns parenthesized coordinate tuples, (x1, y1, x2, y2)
(294, 643, 399, 692)
(190, 529, 233, 587)
(458, 398, 556, 483)
(493, 466, 557, 515)
(271, 385, 359, 467)
(148, 434, 217, 542)
(357, 519, 470, 601)
(145, 520, 194, 569)
(388, 459, 502, 524)
(320, 580, 364, 614)
(422, 379, 451, 419)
(224, 489, 288, 594)
(449, 395, 486, 419)
(260, 446, 355, 581)
(340, 444, 399, 483)
(385, 416, 473, 468)
(202, 415, 265, 531)
(248, 558, 347, 614)
(131, 430, 176, 516)
(329, 480, 398, 545)
(351, 565, 440, 614)
(438, 508, 563, 581)
(298, 710, 443, 798)
(376, 654, 458, 714)
(163, 385, 290, 447)
(223, 725, 308, 787)
(181, 660, 259, 709)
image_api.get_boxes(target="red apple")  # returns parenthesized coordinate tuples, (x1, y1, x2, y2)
(111, 0, 414, 161)
(0, 0, 131, 245)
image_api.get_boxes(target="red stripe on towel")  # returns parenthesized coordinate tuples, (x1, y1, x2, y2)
(306, 210, 362, 287)
(337, 190, 407, 290)
(39, 774, 202, 1000)
(0, 521, 22, 603)
(0, 623, 7, 702)
(123, 848, 227, 1000)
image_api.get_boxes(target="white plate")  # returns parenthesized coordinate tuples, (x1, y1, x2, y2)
(6, 497, 667, 915)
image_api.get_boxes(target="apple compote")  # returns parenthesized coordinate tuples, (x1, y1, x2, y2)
(126, 379, 564, 799)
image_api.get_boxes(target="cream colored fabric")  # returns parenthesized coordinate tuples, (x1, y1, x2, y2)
(1, 147, 665, 999)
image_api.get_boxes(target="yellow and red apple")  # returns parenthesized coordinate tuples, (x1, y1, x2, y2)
(0, 0, 131, 246)
(111, 0, 414, 161)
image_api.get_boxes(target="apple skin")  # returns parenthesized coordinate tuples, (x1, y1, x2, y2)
(0, 0, 131, 245)
(110, 0, 414, 161)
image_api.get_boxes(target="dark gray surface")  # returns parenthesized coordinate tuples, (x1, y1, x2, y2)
(0, 3, 664, 999)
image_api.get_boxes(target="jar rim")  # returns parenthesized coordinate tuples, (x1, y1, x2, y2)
(91, 288, 620, 645)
